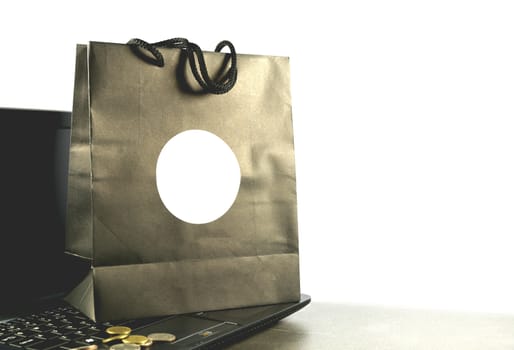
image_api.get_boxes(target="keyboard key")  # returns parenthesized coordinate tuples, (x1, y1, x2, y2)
(27, 337, 69, 350)
(70, 315, 89, 321)
(0, 335, 23, 344)
(34, 333, 49, 341)
(20, 322, 40, 329)
(35, 318, 53, 324)
(31, 325, 56, 333)
(57, 336, 73, 342)
(69, 331, 88, 339)
(61, 325, 81, 334)
(52, 320, 71, 329)
(59, 341, 93, 349)
(78, 321, 94, 327)
(15, 329, 42, 337)
(84, 326, 102, 335)
(5, 325, 22, 333)
(74, 336, 102, 345)
(49, 330, 65, 337)
(10, 337, 45, 348)
(66, 310, 80, 315)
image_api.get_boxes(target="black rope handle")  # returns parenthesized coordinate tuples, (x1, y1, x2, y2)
(127, 37, 237, 95)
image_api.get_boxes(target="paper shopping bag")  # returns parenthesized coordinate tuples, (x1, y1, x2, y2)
(65, 38, 300, 321)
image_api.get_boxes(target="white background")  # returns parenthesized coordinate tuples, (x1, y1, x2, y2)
(1, 0, 514, 314)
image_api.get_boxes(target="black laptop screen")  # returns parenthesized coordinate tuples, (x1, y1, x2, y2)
(0, 109, 86, 307)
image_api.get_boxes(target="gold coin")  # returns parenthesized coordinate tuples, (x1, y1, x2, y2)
(122, 335, 150, 345)
(110, 344, 141, 350)
(102, 334, 130, 343)
(140, 339, 153, 347)
(69, 346, 98, 350)
(147, 333, 176, 342)
(106, 326, 132, 335)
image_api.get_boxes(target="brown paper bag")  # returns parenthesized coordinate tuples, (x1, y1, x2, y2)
(65, 38, 300, 321)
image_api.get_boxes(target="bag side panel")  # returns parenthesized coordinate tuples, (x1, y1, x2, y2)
(65, 44, 93, 259)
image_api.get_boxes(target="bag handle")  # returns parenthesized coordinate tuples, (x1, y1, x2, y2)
(127, 37, 237, 95)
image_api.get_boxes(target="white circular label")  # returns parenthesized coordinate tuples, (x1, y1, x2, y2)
(155, 129, 241, 224)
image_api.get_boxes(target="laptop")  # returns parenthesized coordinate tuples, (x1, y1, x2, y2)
(0, 108, 310, 350)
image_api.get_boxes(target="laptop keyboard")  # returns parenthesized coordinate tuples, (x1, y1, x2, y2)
(0, 304, 164, 350)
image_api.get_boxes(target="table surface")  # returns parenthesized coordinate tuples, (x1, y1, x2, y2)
(225, 301, 514, 349)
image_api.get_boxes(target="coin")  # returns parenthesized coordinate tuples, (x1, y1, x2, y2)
(69, 345, 98, 350)
(147, 333, 176, 342)
(122, 335, 150, 345)
(106, 326, 132, 335)
(140, 339, 153, 347)
(102, 334, 130, 343)
(110, 344, 141, 350)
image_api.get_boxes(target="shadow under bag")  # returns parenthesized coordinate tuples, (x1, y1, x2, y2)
(65, 38, 300, 322)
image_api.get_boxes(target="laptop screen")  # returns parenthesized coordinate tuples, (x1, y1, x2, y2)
(0, 108, 87, 308)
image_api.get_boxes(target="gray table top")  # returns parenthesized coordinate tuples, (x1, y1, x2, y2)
(226, 301, 514, 349)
